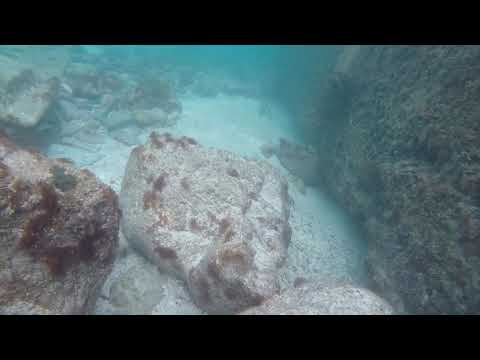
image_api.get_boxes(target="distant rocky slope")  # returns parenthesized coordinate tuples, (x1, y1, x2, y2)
(310, 45, 480, 314)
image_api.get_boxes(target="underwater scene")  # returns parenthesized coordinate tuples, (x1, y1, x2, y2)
(0, 45, 478, 315)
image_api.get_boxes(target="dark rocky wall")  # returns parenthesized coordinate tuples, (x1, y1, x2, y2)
(313, 45, 480, 314)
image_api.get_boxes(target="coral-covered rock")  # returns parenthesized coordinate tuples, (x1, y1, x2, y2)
(240, 282, 394, 315)
(0, 132, 119, 314)
(120, 132, 292, 314)
(310, 45, 480, 314)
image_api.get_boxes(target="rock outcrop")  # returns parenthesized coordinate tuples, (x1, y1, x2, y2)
(0, 46, 70, 128)
(241, 281, 394, 315)
(309, 45, 480, 314)
(0, 132, 119, 314)
(261, 138, 321, 186)
(120, 132, 292, 314)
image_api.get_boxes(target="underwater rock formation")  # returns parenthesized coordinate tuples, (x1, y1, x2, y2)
(94, 248, 202, 315)
(120, 132, 292, 314)
(240, 282, 393, 315)
(0, 46, 71, 128)
(0, 70, 60, 128)
(261, 139, 321, 186)
(0, 132, 119, 314)
(311, 45, 480, 314)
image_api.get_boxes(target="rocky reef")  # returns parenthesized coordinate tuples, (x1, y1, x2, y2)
(308, 45, 480, 314)
(0, 132, 119, 314)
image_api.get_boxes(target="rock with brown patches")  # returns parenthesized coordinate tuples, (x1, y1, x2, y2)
(120, 132, 292, 314)
(0, 132, 119, 314)
(240, 282, 394, 315)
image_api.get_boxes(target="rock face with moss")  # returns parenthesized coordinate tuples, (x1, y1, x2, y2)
(0, 132, 119, 314)
(241, 281, 393, 315)
(120, 132, 292, 314)
(310, 45, 480, 314)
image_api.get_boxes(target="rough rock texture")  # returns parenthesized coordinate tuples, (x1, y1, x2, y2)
(241, 282, 394, 315)
(310, 45, 480, 314)
(261, 139, 321, 186)
(94, 247, 203, 315)
(120, 132, 292, 314)
(0, 71, 60, 128)
(0, 132, 119, 314)
(0, 46, 70, 128)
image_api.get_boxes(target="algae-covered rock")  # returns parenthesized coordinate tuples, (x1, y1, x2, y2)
(311, 45, 480, 314)
(0, 132, 119, 314)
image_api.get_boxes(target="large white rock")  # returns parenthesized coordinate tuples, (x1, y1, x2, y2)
(120, 132, 292, 314)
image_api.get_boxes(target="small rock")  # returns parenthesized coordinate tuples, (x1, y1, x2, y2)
(101, 110, 132, 130)
(240, 282, 394, 315)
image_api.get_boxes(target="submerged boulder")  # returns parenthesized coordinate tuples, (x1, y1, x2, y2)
(261, 139, 321, 186)
(0, 132, 120, 314)
(0, 46, 71, 128)
(120, 132, 292, 314)
(0, 71, 60, 128)
(241, 282, 394, 315)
